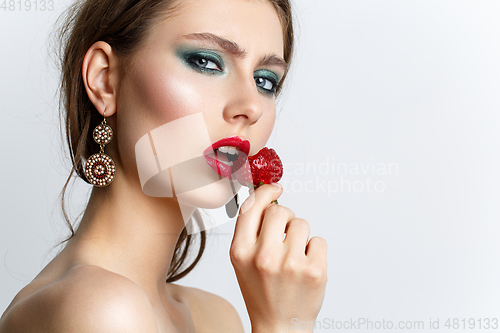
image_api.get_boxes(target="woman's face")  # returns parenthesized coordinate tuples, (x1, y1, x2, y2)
(115, 0, 285, 209)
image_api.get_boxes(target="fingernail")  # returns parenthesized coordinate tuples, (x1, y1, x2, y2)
(270, 182, 281, 189)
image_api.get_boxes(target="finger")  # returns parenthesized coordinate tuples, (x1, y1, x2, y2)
(305, 236, 328, 266)
(232, 184, 283, 247)
(257, 203, 295, 247)
(283, 218, 310, 256)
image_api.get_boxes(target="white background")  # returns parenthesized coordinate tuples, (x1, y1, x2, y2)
(1, 1, 500, 332)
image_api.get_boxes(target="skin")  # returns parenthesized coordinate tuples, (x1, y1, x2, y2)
(0, 0, 327, 332)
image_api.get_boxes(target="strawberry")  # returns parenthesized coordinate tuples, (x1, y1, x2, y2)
(232, 147, 283, 204)
(248, 147, 283, 187)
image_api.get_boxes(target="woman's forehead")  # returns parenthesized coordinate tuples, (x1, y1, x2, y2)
(150, 0, 284, 58)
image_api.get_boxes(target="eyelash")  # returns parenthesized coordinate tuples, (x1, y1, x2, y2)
(254, 72, 279, 96)
(185, 53, 280, 96)
(186, 53, 223, 73)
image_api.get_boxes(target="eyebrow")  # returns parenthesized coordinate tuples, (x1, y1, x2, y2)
(180, 32, 288, 73)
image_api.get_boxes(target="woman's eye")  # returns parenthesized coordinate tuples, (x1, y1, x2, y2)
(255, 77, 277, 94)
(189, 55, 221, 71)
(253, 69, 280, 95)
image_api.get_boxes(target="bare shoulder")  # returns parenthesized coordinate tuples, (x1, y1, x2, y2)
(0, 265, 159, 333)
(171, 284, 245, 333)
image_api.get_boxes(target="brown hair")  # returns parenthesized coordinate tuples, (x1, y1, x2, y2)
(52, 0, 294, 282)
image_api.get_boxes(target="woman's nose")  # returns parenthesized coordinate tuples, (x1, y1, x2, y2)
(222, 77, 263, 126)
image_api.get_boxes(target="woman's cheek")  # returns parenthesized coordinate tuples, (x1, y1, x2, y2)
(251, 104, 276, 155)
(133, 64, 209, 125)
(116, 58, 216, 174)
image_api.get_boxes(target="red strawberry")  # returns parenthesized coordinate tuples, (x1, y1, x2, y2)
(232, 147, 283, 204)
(248, 147, 283, 187)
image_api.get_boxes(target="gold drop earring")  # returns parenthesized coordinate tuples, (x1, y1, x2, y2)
(84, 109, 116, 187)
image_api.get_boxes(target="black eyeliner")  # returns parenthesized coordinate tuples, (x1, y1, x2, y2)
(254, 69, 280, 95)
(176, 48, 225, 74)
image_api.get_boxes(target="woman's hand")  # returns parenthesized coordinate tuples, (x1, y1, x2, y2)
(230, 183, 328, 333)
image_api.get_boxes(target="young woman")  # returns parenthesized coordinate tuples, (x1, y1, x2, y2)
(0, 0, 327, 332)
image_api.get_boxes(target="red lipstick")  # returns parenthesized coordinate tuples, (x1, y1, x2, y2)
(203, 136, 250, 157)
(203, 136, 250, 179)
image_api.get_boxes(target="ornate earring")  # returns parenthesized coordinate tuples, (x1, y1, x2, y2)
(84, 110, 116, 187)
(225, 193, 239, 218)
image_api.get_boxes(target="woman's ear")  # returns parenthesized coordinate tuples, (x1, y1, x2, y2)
(82, 41, 119, 117)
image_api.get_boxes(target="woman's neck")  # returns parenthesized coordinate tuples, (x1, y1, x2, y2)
(64, 174, 195, 297)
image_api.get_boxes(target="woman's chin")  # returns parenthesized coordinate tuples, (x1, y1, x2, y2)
(176, 177, 241, 209)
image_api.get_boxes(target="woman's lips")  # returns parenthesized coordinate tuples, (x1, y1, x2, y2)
(204, 151, 234, 179)
(203, 136, 250, 157)
(203, 136, 250, 179)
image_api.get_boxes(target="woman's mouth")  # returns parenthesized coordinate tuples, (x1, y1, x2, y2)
(203, 136, 250, 179)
